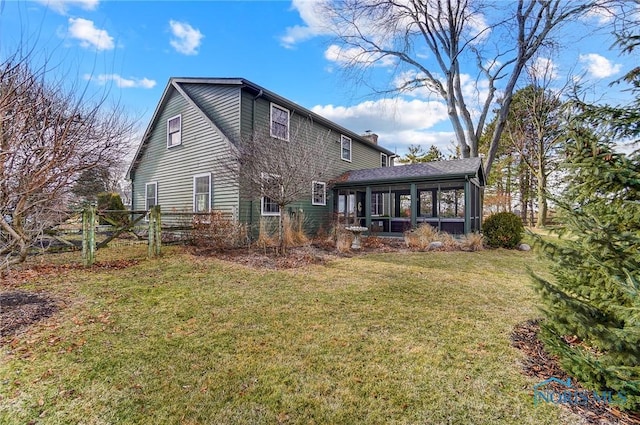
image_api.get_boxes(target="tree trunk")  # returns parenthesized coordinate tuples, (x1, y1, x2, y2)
(536, 172, 547, 228)
(520, 168, 529, 225)
(278, 207, 285, 256)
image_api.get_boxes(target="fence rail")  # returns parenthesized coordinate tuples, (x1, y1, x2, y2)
(46, 206, 235, 266)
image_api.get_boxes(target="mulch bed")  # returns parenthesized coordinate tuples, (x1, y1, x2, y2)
(511, 319, 640, 424)
(1, 259, 139, 342)
(188, 237, 410, 269)
(0, 290, 59, 339)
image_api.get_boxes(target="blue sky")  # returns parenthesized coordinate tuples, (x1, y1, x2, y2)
(0, 0, 636, 158)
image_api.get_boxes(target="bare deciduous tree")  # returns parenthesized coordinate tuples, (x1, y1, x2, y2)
(0, 50, 134, 270)
(320, 0, 623, 176)
(234, 122, 335, 253)
(503, 64, 567, 227)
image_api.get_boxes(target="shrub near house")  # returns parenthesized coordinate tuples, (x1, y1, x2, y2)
(483, 212, 524, 248)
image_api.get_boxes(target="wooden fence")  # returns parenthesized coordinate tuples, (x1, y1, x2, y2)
(81, 205, 160, 266)
(55, 205, 235, 266)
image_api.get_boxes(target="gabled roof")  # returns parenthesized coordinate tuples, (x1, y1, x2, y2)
(126, 77, 394, 179)
(334, 157, 486, 186)
(126, 78, 239, 180)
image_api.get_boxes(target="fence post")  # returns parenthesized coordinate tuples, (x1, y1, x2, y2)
(148, 205, 161, 258)
(82, 203, 96, 266)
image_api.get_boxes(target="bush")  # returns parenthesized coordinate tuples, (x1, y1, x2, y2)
(191, 211, 248, 251)
(96, 192, 129, 226)
(482, 212, 523, 248)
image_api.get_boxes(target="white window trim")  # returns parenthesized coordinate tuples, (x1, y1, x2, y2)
(167, 114, 182, 148)
(261, 197, 281, 216)
(341, 135, 352, 162)
(145, 182, 158, 220)
(260, 172, 281, 216)
(192, 173, 212, 213)
(381, 152, 388, 167)
(311, 181, 327, 206)
(270, 103, 290, 141)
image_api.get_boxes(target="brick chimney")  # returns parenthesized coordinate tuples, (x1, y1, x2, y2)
(361, 130, 378, 145)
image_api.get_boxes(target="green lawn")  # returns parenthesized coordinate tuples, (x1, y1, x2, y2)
(0, 246, 579, 424)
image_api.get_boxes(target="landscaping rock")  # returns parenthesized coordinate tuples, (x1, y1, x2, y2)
(428, 241, 444, 250)
(519, 243, 531, 251)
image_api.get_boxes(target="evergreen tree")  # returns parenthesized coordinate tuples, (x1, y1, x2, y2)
(533, 46, 640, 408)
(72, 166, 111, 201)
(398, 144, 445, 164)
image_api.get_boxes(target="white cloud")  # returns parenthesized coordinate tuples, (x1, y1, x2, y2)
(281, 0, 330, 48)
(388, 130, 458, 152)
(312, 97, 449, 134)
(324, 44, 395, 67)
(466, 12, 491, 44)
(529, 57, 559, 80)
(312, 97, 455, 157)
(579, 53, 621, 78)
(583, 7, 616, 25)
(169, 20, 204, 56)
(84, 74, 156, 89)
(68, 18, 114, 50)
(392, 70, 491, 112)
(36, 0, 99, 15)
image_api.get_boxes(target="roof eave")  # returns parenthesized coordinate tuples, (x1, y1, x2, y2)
(333, 169, 484, 187)
(238, 79, 395, 156)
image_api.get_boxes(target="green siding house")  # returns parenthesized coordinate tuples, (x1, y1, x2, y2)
(126, 77, 395, 235)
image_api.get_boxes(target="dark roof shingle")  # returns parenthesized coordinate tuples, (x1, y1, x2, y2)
(335, 157, 485, 186)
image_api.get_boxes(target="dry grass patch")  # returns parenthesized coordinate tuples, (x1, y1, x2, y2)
(1, 246, 579, 424)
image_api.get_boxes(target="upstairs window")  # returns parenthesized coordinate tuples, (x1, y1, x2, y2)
(193, 174, 211, 213)
(167, 115, 182, 148)
(312, 181, 327, 206)
(341, 135, 352, 162)
(381, 153, 388, 167)
(270, 103, 290, 141)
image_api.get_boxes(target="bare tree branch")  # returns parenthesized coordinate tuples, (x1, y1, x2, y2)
(231, 118, 336, 253)
(0, 47, 135, 271)
(320, 0, 626, 176)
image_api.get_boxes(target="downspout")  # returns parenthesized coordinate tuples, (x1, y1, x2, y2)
(249, 89, 264, 233)
(129, 172, 134, 224)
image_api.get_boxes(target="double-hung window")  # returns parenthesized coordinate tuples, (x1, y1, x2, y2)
(145, 182, 157, 211)
(381, 153, 388, 167)
(261, 173, 282, 216)
(341, 135, 352, 162)
(193, 174, 211, 213)
(270, 104, 290, 141)
(167, 115, 182, 148)
(312, 181, 327, 206)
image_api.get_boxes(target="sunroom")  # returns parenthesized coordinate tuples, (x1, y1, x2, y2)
(333, 158, 485, 235)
